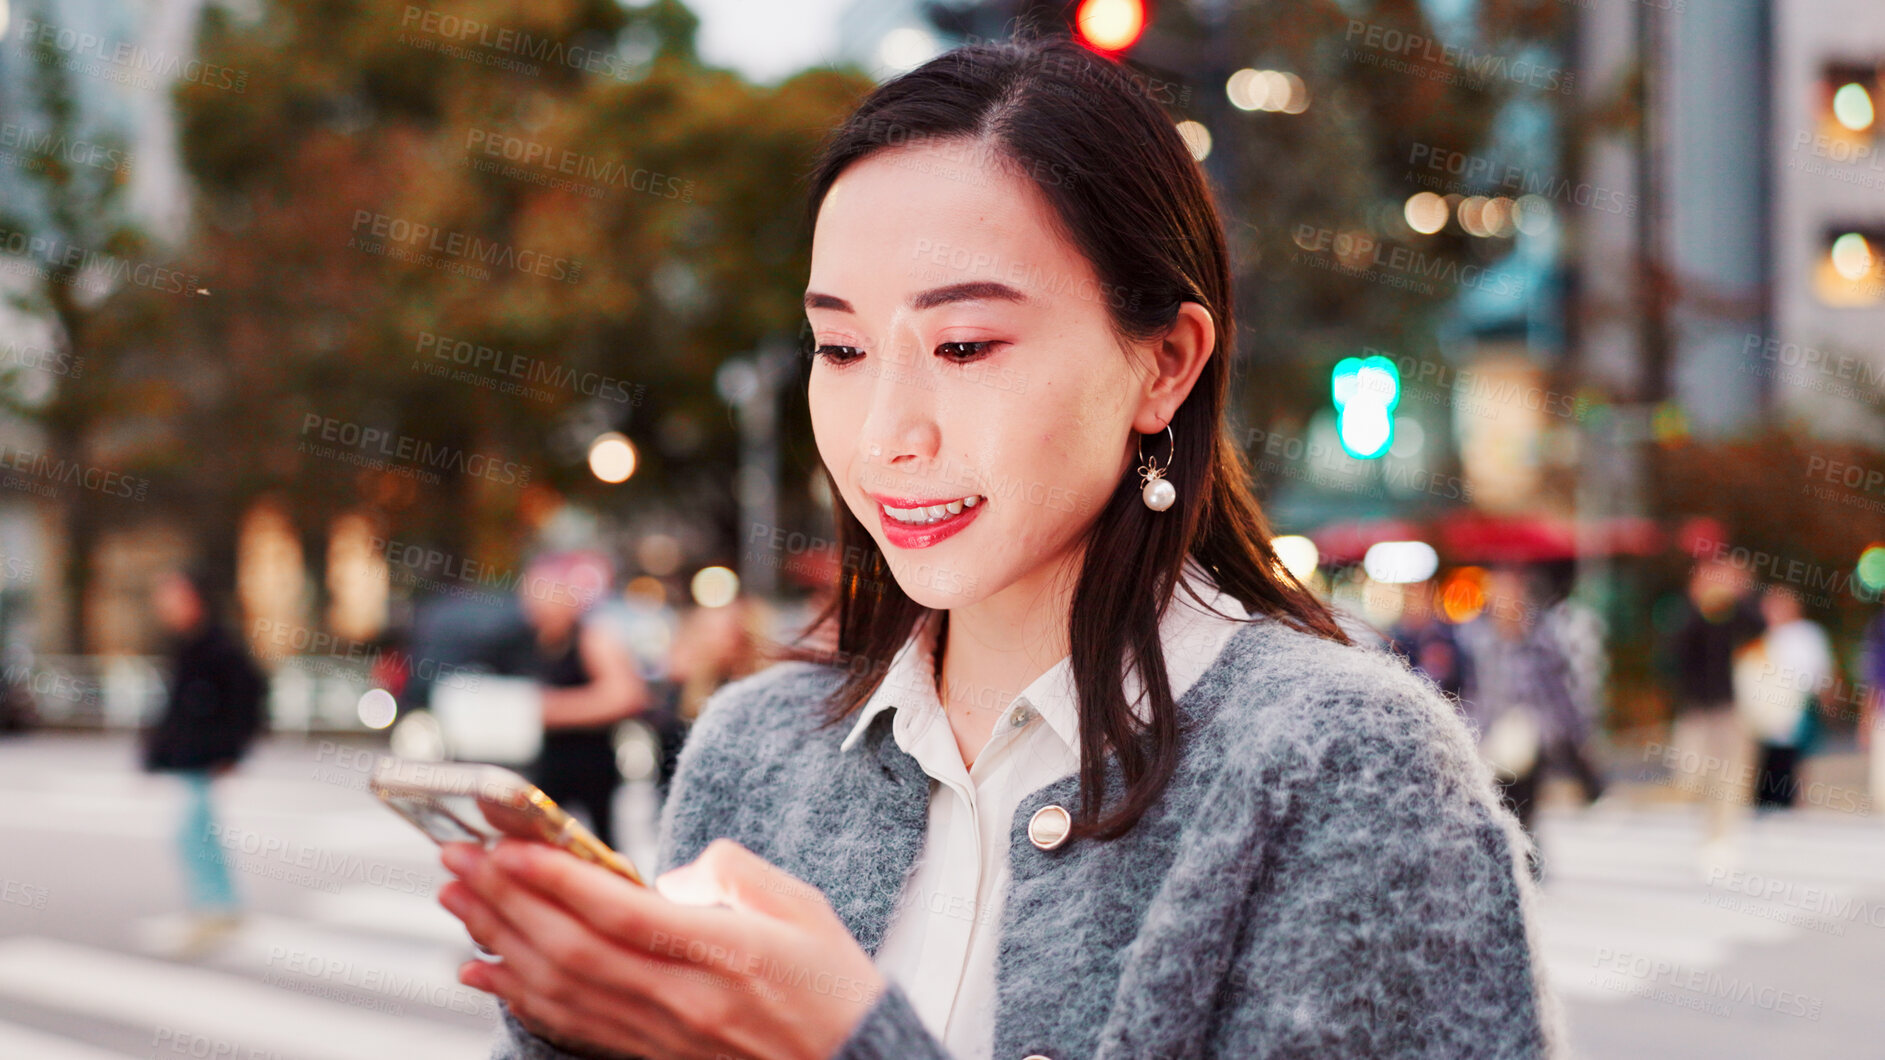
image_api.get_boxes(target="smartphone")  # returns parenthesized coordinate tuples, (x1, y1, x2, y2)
(369, 756, 644, 885)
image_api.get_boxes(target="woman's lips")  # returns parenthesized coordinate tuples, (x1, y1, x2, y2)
(871, 493, 985, 549)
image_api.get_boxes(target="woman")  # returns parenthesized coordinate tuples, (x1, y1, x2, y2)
(522, 550, 651, 849)
(440, 36, 1559, 1060)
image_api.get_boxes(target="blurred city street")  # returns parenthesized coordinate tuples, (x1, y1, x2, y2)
(2, 0, 1883, 1055)
(2, 731, 1883, 1058)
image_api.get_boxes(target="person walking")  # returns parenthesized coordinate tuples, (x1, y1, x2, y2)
(1733, 585, 1833, 810)
(1457, 568, 1593, 842)
(520, 551, 650, 849)
(140, 567, 267, 957)
(1667, 556, 1765, 859)
(438, 37, 1557, 1060)
(1387, 577, 1469, 702)
(1863, 609, 1885, 805)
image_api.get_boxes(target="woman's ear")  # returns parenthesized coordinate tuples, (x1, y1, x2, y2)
(1132, 302, 1215, 434)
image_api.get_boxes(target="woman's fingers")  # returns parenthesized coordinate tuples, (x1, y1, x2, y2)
(443, 845, 738, 1050)
(483, 838, 783, 959)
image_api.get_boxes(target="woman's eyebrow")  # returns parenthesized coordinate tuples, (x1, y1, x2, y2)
(802, 281, 1028, 314)
(909, 281, 1028, 310)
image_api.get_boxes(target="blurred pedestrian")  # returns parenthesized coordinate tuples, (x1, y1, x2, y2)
(1733, 586, 1833, 810)
(521, 551, 649, 848)
(1667, 558, 1765, 855)
(1863, 609, 1885, 802)
(140, 567, 267, 957)
(1387, 578, 1468, 701)
(1457, 568, 1599, 843)
(668, 594, 773, 724)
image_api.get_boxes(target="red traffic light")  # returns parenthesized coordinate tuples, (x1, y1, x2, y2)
(1075, 0, 1147, 53)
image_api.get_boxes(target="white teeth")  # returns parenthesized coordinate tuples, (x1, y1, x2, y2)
(881, 495, 983, 525)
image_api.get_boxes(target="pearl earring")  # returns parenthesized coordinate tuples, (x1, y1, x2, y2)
(1137, 424, 1177, 512)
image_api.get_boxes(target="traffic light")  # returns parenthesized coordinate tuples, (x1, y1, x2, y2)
(1331, 355, 1400, 459)
(1074, 0, 1147, 53)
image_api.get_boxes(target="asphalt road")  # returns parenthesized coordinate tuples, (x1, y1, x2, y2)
(2, 731, 1880, 1058)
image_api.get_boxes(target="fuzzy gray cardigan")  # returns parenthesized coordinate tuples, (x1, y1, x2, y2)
(494, 615, 1564, 1059)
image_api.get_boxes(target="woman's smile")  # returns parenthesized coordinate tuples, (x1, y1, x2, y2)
(869, 490, 986, 548)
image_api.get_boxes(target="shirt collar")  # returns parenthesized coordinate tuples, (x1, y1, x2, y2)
(838, 556, 1248, 754)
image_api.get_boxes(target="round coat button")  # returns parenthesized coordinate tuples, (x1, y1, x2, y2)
(1027, 804, 1071, 850)
(1023, 1055, 1053, 1060)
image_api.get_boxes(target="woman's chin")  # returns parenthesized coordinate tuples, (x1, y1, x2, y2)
(885, 558, 986, 610)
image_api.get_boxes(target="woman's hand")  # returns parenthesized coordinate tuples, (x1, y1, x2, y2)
(438, 837, 885, 1060)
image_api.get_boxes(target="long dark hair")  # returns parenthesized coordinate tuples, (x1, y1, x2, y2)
(781, 34, 1349, 841)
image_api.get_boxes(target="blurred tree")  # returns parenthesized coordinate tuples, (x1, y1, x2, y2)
(0, 0, 148, 650)
(60, 0, 870, 632)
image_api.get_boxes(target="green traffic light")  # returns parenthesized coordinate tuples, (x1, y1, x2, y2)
(1331, 355, 1399, 459)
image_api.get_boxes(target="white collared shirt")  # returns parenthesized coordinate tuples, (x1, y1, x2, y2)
(837, 559, 1251, 1060)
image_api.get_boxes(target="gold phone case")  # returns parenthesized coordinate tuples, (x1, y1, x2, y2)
(369, 757, 644, 885)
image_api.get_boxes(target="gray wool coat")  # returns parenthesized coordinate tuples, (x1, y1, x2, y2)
(494, 615, 1565, 1060)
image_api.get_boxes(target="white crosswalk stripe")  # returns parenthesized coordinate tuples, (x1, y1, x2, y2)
(0, 936, 494, 1059)
(0, 744, 520, 1059)
(0, 1018, 138, 1060)
(1531, 803, 1885, 1005)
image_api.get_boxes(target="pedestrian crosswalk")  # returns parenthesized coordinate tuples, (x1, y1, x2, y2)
(1529, 801, 1885, 1006)
(6, 735, 1882, 1056)
(0, 733, 676, 1058)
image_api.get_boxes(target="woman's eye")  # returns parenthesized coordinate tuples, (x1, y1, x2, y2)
(814, 344, 865, 365)
(937, 341, 999, 362)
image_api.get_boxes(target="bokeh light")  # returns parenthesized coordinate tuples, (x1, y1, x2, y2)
(1271, 535, 1321, 583)
(1833, 82, 1876, 131)
(356, 688, 398, 730)
(690, 565, 740, 607)
(1175, 120, 1212, 161)
(588, 432, 637, 483)
(1405, 192, 1450, 234)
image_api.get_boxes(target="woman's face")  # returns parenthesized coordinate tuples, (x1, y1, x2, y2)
(804, 140, 1150, 610)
